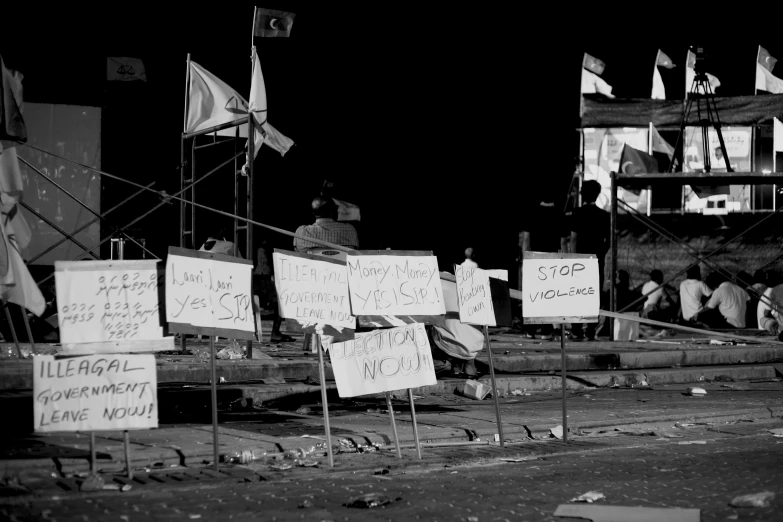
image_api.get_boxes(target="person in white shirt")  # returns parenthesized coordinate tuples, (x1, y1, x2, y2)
(679, 265, 713, 322)
(640, 270, 675, 322)
(695, 273, 750, 329)
(757, 283, 783, 338)
(461, 247, 478, 270)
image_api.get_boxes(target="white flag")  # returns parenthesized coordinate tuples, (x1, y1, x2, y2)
(652, 66, 665, 100)
(775, 118, 783, 153)
(685, 50, 720, 95)
(248, 47, 268, 126)
(756, 62, 783, 94)
(581, 69, 614, 98)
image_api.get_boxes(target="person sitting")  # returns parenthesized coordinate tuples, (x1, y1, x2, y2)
(694, 272, 750, 329)
(757, 280, 783, 339)
(640, 269, 676, 323)
(293, 196, 358, 253)
(745, 269, 768, 331)
(679, 265, 713, 324)
(199, 227, 243, 257)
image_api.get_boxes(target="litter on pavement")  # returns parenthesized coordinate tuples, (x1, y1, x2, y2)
(768, 428, 783, 437)
(729, 491, 775, 508)
(463, 379, 492, 400)
(678, 440, 707, 445)
(685, 387, 707, 396)
(550, 425, 564, 439)
(344, 493, 400, 508)
(554, 504, 700, 521)
(569, 491, 605, 503)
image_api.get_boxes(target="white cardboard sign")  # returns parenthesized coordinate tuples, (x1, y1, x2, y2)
(323, 323, 437, 397)
(521, 253, 599, 321)
(345, 255, 446, 316)
(165, 249, 255, 338)
(33, 354, 158, 432)
(273, 251, 355, 330)
(454, 265, 495, 326)
(54, 260, 164, 344)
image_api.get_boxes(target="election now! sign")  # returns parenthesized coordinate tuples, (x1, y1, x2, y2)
(273, 250, 355, 331)
(521, 252, 599, 324)
(345, 253, 446, 317)
(34, 354, 158, 432)
(323, 323, 437, 397)
(165, 247, 255, 340)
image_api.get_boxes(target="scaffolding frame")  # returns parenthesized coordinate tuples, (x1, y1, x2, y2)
(608, 170, 783, 339)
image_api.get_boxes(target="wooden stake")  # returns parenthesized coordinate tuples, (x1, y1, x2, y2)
(210, 335, 219, 471)
(407, 389, 422, 459)
(385, 393, 402, 459)
(483, 325, 505, 448)
(315, 334, 334, 467)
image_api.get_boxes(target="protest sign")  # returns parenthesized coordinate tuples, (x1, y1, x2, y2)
(165, 247, 255, 340)
(273, 250, 355, 338)
(54, 260, 173, 353)
(454, 265, 494, 326)
(346, 252, 446, 318)
(522, 252, 599, 323)
(323, 323, 437, 397)
(33, 354, 158, 432)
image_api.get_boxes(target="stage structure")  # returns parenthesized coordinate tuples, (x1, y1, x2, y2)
(579, 83, 783, 339)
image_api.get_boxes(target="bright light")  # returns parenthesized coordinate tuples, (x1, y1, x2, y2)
(762, 169, 772, 174)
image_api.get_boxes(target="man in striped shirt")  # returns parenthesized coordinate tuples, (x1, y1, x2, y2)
(293, 196, 359, 252)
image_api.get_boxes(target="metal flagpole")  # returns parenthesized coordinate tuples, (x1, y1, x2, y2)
(647, 122, 653, 216)
(19, 305, 35, 354)
(561, 323, 568, 444)
(385, 392, 402, 458)
(483, 325, 505, 447)
(90, 431, 96, 473)
(180, 53, 191, 354)
(407, 389, 423, 459)
(246, 46, 256, 359)
(210, 335, 219, 471)
(3, 303, 22, 358)
(315, 334, 334, 467)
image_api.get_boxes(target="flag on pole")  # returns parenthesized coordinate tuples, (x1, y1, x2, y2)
(248, 48, 267, 127)
(685, 50, 721, 95)
(0, 55, 26, 152)
(0, 211, 45, 316)
(185, 61, 249, 134)
(756, 46, 783, 94)
(619, 143, 659, 175)
(253, 8, 296, 38)
(774, 117, 783, 153)
(583, 54, 605, 75)
(107, 57, 147, 82)
(650, 124, 676, 172)
(652, 50, 675, 100)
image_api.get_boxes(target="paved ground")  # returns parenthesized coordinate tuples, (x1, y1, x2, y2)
(2, 424, 782, 521)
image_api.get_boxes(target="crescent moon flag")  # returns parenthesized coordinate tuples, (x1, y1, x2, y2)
(254, 8, 296, 38)
(758, 46, 778, 73)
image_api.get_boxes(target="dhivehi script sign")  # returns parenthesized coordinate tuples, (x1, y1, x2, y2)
(165, 247, 255, 340)
(54, 260, 172, 353)
(322, 323, 437, 397)
(273, 250, 355, 331)
(34, 354, 158, 432)
(346, 253, 446, 316)
(521, 252, 599, 324)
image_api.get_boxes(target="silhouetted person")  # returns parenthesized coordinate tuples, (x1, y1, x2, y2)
(294, 196, 358, 252)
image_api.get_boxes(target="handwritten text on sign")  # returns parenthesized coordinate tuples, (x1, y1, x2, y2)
(522, 254, 599, 319)
(165, 253, 254, 336)
(454, 265, 495, 326)
(34, 354, 158, 432)
(273, 252, 355, 330)
(346, 255, 446, 316)
(324, 323, 437, 397)
(54, 260, 164, 344)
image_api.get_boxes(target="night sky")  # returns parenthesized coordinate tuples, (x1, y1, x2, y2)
(2, 6, 781, 274)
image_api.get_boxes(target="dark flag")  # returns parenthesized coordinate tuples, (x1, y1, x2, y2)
(253, 8, 296, 38)
(619, 144, 659, 196)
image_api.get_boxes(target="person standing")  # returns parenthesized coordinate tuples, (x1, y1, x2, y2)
(461, 247, 478, 270)
(568, 180, 610, 341)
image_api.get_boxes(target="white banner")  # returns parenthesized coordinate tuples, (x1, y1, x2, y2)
(345, 255, 446, 316)
(522, 254, 599, 320)
(273, 251, 355, 330)
(54, 260, 164, 344)
(165, 251, 254, 337)
(34, 354, 158, 432)
(324, 323, 437, 397)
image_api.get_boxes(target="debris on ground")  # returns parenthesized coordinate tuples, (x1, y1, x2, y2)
(550, 425, 564, 439)
(462, 379, 492, 400)
(102, 484, 132, 492)
(729, 491, 775, 508)
(269, 463, 293, 471)
(344, 493, 401, 508)
(500, 457, 537, 463)
(685, 387, 707, 396)
(295, 406, 312, 415)
(304, 375, 320, 385)
(295, 459, 319, 467)
(678, 440, 707, 445)
(215, 342, 245, 359)
(298, 499, 313, 508)
(769, 428, 783, 438)
(79, 474, 105, 492)
(569, 491, 605, 503)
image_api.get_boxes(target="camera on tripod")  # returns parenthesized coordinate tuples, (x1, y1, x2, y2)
(690, 46, 709, 75)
